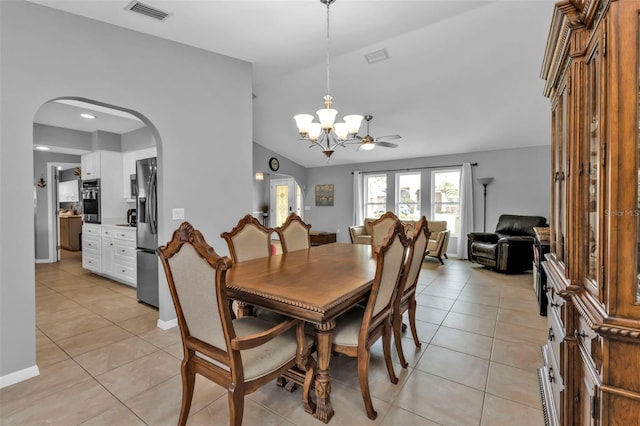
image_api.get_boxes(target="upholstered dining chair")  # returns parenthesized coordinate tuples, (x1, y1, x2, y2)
(275, 213, 312, 253)
(158, 222, 316, 426)
(368, 211, 400, 248)
(392, 216, 430, 368)
(331, 219, 409, 420)
(221, 214, 274, 263)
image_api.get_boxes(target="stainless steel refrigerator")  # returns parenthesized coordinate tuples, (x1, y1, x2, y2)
(136, 157, 159, 308)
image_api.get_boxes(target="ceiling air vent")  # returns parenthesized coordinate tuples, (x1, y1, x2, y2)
(125, 1, 171, 21)
(364, 48, 390, 64)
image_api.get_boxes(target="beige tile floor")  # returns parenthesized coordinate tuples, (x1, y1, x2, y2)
(1, 250, 546, 425)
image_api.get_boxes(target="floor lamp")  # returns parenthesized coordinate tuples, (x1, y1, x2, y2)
(477, 177, 494, 232)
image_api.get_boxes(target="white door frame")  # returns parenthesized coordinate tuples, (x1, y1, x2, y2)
(43, 162, 80, 263)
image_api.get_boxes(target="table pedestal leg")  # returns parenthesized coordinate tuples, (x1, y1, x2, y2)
(235, 301, 252, 318)
(314, 320, 335, 423)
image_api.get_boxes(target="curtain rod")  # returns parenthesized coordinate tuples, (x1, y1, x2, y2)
(351, 162, 478, 174)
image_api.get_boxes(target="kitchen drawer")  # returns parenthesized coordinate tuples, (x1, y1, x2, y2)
(82, 252, 101, 272)
(114, 242, 136, 261)
(83, 224, 101, 236)
(82, 234, 101, 255)
(102, 226, 136, 242)
(113, 261, 136, 285)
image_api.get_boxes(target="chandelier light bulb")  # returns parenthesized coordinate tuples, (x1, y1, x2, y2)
(333, 122, 349, 140)
(344, 115, 364, 135)
(317, 108, 338, 130)
(308, 123, 322, 141)
(294, 114, 314, 137)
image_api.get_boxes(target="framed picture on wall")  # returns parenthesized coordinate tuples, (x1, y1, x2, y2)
(315, 184, 334, 206)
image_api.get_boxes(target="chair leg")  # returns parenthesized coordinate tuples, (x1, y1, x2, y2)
(382, 321, 399, 384)
(392, 312, 409, 368)
(438, 256, 444, 265)
(228, 382, 245, 426)
(357, 348, 377, 420)
(178, 361, 195, 426)
(408, 298, 422, 348)
(444, 253, 448, 259)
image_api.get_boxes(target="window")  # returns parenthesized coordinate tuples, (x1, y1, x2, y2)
(364, 174, 387, 218)
(396, 172, 421, 220)
(431, 169, 461, 234)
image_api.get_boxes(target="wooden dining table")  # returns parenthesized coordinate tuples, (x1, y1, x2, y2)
(225, 242, 378, 423)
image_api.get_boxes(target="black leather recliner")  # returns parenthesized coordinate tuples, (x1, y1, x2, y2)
(467, 214, 547, 274)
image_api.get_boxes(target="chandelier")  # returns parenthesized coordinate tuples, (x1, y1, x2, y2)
(293, 0, 363, 159)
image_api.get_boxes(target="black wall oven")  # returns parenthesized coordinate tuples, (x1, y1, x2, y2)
(81, 179, 101, 223)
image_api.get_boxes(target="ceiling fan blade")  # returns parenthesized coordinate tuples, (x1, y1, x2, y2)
(375, 134, 402, 141)
(374, 141, 399, 148)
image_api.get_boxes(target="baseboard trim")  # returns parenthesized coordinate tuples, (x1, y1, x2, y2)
(0, 365, 40, 389)
(157, 318, 178, 330)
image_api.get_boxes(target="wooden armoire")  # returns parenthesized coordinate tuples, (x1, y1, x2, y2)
(539, 0, 640, 424)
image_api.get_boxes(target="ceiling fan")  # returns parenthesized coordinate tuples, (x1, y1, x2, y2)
(346, 115, 400, 151)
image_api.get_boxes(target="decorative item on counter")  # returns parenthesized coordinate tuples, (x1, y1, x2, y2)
(261, 203, 269, 217)
(74, 167, 81, 177)
(37, 174, 46, 188)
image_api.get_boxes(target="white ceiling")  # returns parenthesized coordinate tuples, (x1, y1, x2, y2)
(28, 0, 555, 168)
(35, 100, 145, 135)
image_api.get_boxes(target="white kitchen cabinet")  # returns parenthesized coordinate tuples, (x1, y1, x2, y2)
(113, 237, 137, 286)
(58, 180, 79, 202)
(101, 236, 115, 275)
(100, 225, 137, 287)
(82, 224, 137, 287)
(82, 151, 127, 221)
(82, 224, 102, 273)
(81, 151, 100, 180)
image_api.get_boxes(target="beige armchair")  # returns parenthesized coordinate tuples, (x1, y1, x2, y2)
(349, 218, 376, 244)
(349, 215, 416, 246)
(426, 220, 450, 264)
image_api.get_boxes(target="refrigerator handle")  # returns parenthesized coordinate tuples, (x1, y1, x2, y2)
(149, 168, 157, 235)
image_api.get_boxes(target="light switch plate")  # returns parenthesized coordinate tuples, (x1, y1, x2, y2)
(172, 208, 185, 220)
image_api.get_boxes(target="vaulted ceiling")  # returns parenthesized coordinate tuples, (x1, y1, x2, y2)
(28, 0, 555, 167)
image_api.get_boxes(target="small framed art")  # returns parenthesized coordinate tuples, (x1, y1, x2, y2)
(315, 184, 334, 206)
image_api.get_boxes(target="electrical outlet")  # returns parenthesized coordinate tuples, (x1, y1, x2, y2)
(336, 228, 340, 233)
(172, 208, 185, 220)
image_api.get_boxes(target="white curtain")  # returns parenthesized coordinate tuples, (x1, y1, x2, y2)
(457, 163, 474, 259)
(353, 171, 364, 225)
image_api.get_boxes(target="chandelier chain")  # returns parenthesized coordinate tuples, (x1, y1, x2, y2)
(325, 0, 331, 99)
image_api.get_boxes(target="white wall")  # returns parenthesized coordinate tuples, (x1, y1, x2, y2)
(303, 146, 551, 250)
(0, 1, 252, 383)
